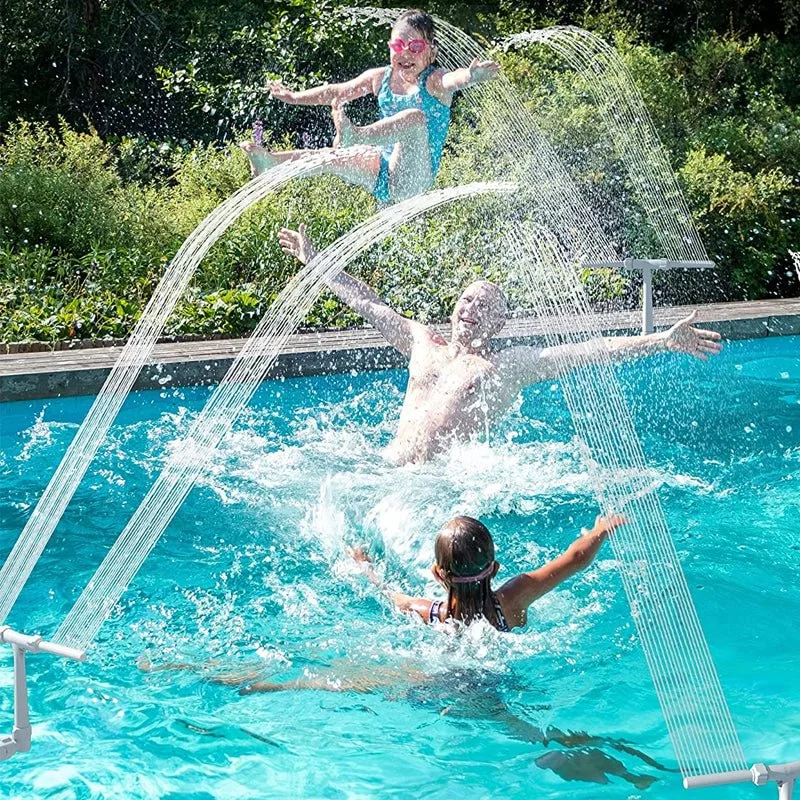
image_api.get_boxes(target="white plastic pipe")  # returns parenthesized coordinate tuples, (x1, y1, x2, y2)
(0, 646, 30, 760)
(581, 259, 714, 334)
(684, 760, 800, 799)
(641, 264, 653, 333)
(11, 645, 30, 754)
(683, 768, 754, 788)
(583, 259, 715, 271)
(0, 626, 85, 662)
(0, 627, 85, 760)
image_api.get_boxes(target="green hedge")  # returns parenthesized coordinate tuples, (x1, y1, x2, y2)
(1, 27, 798, 343)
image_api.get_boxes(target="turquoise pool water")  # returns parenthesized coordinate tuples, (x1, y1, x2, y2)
(1, 335, 799, 799)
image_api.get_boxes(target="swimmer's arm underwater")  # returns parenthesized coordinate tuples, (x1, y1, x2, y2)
(498, 514, 625, 619)
(279, 224, 425, 357)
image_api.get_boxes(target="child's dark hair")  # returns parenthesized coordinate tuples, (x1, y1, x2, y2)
(395, 9, 437, 43)
(435, 516, 496, 624)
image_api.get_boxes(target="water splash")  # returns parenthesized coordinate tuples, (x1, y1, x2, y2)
(53, 183, 512, 652)
(0, 153, 368, 626)
(501, 27, 706, 262)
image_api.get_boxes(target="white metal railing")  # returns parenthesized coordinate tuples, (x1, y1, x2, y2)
(583, 259, 714, 333)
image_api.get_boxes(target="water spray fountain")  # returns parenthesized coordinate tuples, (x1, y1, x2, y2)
(350, 8, 797, 795)
(0, 181, 511, 759)
(1, 10, 796, 794)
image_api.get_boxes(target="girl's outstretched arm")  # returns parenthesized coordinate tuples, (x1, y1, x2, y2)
(498, 514, 625, 621)
(270, 67, 384, 106)
(432, 58, 501, 96)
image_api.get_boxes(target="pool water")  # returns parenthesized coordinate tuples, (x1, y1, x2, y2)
(1, 335, 799, 799)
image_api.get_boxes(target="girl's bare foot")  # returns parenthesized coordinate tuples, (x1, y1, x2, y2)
(239, 141, 279, 176)
(332, 102, 357, 148)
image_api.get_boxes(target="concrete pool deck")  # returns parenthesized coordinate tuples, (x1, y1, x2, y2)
(2, 298, 799, 402)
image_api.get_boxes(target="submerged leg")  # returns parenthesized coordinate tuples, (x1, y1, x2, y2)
(440, 693, 669, 788)
(240, 663, 432, 695)
(535, 748, 658, 790)
(139, 657, 264, 685)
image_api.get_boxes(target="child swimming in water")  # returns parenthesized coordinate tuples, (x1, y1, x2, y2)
(352, 512, 625, 631)
(139, 511, 667, 787)
(240, 9, 500, 203)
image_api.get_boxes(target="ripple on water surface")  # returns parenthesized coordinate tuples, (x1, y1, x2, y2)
(1, 338, 799, 798)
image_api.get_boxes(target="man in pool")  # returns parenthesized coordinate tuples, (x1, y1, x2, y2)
(278, 224, 723, 464)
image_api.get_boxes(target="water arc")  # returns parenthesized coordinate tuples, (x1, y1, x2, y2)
(509, 226, 746, 776)
(0, 153, 349, 626)
(347, 7, 746, 779)
(501, 27, 706, 262)
(52, 182, 513, 652)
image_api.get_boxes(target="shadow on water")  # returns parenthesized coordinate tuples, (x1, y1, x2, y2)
(145, 657, 674, 790)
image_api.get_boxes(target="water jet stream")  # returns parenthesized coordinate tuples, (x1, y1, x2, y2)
(52, 183, 512, 652)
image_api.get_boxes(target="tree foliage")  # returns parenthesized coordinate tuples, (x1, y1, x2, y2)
(0, 1, 798, 341)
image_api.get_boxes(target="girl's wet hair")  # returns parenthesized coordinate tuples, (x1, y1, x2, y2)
(394, 9, 437, 43)
(435, 516, 496, 624)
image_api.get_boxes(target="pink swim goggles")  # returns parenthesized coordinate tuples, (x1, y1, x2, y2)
(388, 38, 429, 54)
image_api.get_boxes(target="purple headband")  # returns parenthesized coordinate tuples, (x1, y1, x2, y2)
(448, 562, 494, 584)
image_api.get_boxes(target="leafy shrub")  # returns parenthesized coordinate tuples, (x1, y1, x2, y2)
(1, 21, 799, 343)
(679, 147, 796, 297)
(0, 120, 126, 255)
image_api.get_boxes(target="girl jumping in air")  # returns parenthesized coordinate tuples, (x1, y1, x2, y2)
(240, 9, 500, 203)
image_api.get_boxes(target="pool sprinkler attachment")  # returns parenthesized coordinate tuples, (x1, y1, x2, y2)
(581, 258, 714, 334)
(0, 626, 85, 760)
(684, 760, 800, 800)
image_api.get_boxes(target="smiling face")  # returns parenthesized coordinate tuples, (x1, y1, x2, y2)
(451, 281, 508, 348)
(388, 20, 434, 80)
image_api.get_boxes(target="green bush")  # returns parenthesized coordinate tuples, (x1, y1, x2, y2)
(1, 20, 798, 343)
(679, 147, 796, 297)
(0, 120, 126, 255)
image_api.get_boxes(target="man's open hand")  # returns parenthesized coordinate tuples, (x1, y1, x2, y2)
(663, 312, 722, 361)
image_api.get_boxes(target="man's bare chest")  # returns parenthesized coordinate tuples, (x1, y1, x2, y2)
(408, 350, 499, 397)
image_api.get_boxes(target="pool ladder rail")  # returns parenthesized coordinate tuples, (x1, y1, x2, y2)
(0, 626, 85, 761)
(685, 762, 800, 800)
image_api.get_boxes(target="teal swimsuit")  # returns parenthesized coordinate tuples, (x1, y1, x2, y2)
(373, 65, 451, 204)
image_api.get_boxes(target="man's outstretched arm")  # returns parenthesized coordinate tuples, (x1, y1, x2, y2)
(500, 312, 722, 387)
(278, 224, 424, 357)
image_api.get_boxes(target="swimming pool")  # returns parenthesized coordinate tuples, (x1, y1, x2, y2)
(1, 335, 798, 799)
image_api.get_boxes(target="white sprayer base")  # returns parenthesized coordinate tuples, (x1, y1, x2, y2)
(0, 626, 85, 761)
(684, 760, 800, 799)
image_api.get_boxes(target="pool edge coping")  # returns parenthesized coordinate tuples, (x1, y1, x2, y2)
(2, 298, 799, 401)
